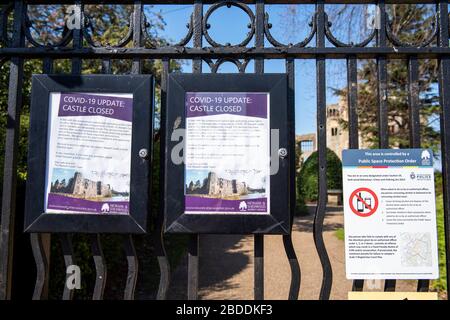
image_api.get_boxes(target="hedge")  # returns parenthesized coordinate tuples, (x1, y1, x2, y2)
(297, 148, 342, 203)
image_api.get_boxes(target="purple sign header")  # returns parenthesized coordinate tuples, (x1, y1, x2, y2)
(47, 193, 129, 214)
(185, 196, 267, 213)
(186, 92, 268, 118)
(58, 92, 133, 122)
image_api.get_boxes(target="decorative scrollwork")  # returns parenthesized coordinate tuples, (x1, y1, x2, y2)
(4, 2, 444, 52)
(204, 57, 250, 73)
(174, 13, 193, 47)
(324, 12, 376, 47)
(203, 1, 255, 48)
(386, 12, 438, 47)
(0, 57, 9, 69)
(82, 12, 133, 48)
(22, 8, 72, 48)
(141, 11, 157, 48)
(264, 12, 316, 48)
(142, 12, 193, 48)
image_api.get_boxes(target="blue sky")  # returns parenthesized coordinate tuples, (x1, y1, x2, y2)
(185, 169, 209, 186)
(146, 4, 342, 136)
(51, 168, 76, 183)
(145, 4, 442, 170)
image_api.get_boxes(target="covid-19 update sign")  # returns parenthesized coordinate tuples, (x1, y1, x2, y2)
(164, 74, 291, 235)
(342, 149, 439, 280)
(24, 74, 154, 234)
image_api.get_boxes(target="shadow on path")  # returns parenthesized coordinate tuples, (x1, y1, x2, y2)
(293, 204, 344, 233)
(167, 204, 344, 299)
(168, 234, 250, 299)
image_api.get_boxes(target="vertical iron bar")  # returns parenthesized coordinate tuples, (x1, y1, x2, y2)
(254, 0, 264, 75)
(101, 59, 111, 74)
(284, 57, 301, 300)
(131, 1, 142, 75)
(377, 0, 389, 150)
(254, 0, 265, 301)
(187, 0, 203, 301)
(438, 0, 450, 295)
(417, 279, 430, 293)
(60, 234, 75, 300)
(253, 235, 264, 300)
(377, 0, 395, 292)
(351, 280, 364, 292)
(0, 0, 25, 300)
(90, 234, 106, 300)
(30, 57, 53, 300)
(188, 234, 199, 300)
(408, 56, 421, 149)
(30, 233, 50, 300)
(122, 1, 145, 300)
(347, 56, 364, 292)
(155, 58, 171, 300)
(43, 57, 53, 74)
(89, 58, 111, 300)
(71, 1, 82, 74)
(408, 57, 430, 292)
(58, 1, 85, 300)
(123, 235, 138, 300)
(0, 4, 8, 43)
(347, 57, 359, 151)
(313, 0, 332, 300)
(192, 0, 203, 73)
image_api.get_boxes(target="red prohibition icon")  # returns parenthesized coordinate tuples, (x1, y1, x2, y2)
(349, 187, 379, 217)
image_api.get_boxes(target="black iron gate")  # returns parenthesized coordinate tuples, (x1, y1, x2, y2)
(0, 0, 449, 300)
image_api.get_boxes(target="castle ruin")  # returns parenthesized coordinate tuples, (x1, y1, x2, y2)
(186, 172, 249, 197)
(51, 172, 112, 199)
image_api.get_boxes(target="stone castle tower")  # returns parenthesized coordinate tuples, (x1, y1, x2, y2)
(52, 171, 112, 199)
(297, 98, 374, 162)
(188, 171, 249, 197)
(326, 102, 349, 160)
(205, 172, 218, 195)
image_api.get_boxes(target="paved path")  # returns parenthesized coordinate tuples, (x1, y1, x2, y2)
(168, 205, 416, 300)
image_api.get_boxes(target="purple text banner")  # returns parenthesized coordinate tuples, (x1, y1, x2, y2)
(58, 92, 133, 122)
(186, 92, 268, 118)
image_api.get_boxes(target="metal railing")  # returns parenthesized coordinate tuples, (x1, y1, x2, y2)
(0, 0, 449, 300)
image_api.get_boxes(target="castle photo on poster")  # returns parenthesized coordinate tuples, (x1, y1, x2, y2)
(49, 168, 129, 201)
(185, 169, 266, 201)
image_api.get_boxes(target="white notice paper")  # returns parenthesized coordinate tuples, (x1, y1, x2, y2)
(342, 149, 439, 279)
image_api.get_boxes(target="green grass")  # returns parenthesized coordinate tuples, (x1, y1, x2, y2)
(432, 194, 447, 294)
(335, 228, 345, 241)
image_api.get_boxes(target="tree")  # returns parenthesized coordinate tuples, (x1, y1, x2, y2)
(297, 148, 342, 203)
(279, 4, 440, 151)
(333, 4, 440, 150)
(0, 5, 182, 299)
(0, 5, 182, 186)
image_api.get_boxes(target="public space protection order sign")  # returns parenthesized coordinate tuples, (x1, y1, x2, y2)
(342, 149, 439, 279)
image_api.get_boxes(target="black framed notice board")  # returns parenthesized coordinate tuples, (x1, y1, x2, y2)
(165, 73, 291, 234)
(24, 74, 154, 234)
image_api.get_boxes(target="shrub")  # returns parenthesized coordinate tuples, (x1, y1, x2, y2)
(295, 191, 309, 216)
(432, 194, 447, 294)
(297, 148, 342, 202)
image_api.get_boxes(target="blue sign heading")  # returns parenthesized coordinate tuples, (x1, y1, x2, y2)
(342, 149, 433, 167)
